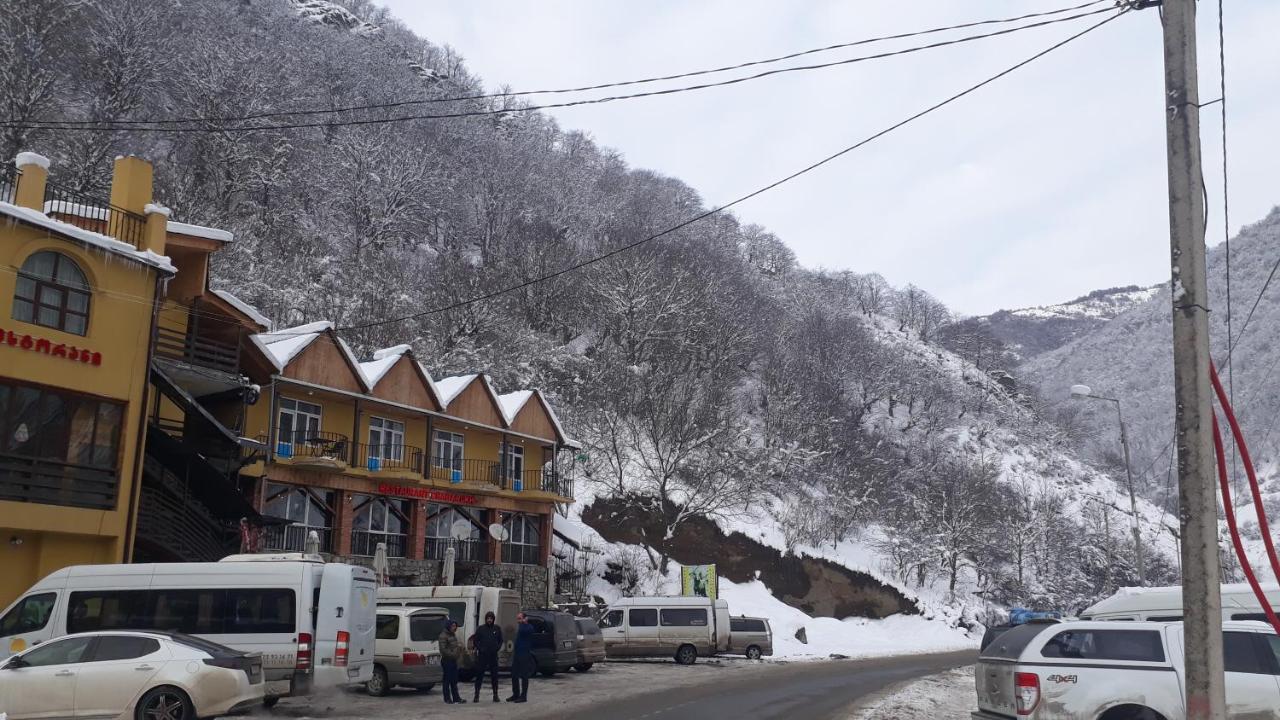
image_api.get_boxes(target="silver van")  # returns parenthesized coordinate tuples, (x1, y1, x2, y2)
(367, 607, 447, 696)
(599, 597, 730, 665)
(728, 616, 773, 659)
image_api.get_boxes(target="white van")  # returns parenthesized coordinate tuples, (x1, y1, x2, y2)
(598, 596, 730, 664)
(0, 553, 376, 703)
(1081, 582, 1280, 623)
(376, 586, 519, 670)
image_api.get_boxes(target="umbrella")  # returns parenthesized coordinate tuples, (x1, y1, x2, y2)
(373, 542, 390, 586)
(304, 530, 321, 556)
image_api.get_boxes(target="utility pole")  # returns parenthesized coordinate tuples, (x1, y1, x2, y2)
(1161, 0, 1226, 717)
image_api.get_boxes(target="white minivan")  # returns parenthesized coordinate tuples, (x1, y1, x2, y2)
(0, 553, 376, 703)
(376, 586, 520, 670)
(1081, 582, 1280, 623)
(598, 596, 730, 665)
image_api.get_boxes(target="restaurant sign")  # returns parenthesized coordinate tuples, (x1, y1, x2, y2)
(0, 327, 102, 366)
(379, 483, 477, 505)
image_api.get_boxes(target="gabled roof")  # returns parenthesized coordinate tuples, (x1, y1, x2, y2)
(497, 390, 535, 424)
(435, 373, 509, 428)
(498, 388, 577, 447)
(250, 321, 370, 391)
(358, 345, 444, 410)
(209, 289, 271, 331)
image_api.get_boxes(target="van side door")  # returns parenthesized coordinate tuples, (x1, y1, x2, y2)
(659, 608, 709, 654)
(626, 608, 659, 656)
(599, 610, 624, 655)
(0, 592, 59, 657)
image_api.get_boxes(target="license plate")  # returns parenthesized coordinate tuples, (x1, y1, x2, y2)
(426, 654, 439, 666)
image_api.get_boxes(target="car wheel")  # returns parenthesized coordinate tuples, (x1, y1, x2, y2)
(366, 665, 389, 697)
(746, 645, 762, 660)
(136, 686, 194, 720)
(574, 662, 593, 672)
(675, 644, 697, 665)
(263, 696, 280, 710)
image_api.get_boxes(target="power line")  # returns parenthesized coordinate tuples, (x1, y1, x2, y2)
(326, 9, 1129, 336)
(11, 0, 1113, 129)
(1, 6, 1119, 135)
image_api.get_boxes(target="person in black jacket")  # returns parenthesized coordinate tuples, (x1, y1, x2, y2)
(472, 611, 503, 702)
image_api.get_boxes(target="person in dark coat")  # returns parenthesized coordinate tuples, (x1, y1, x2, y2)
(438, 619, 467, 704)
(472, 611, 504, 702)
(507, 612, 535, 703)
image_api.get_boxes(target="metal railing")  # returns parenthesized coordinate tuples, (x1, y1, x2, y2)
(154, 325, 240, 374)
(353, 443, 424, 473)
(261, 523, 333, 553)
(350, 530, 407, 558)
(502, 543, 541, 566)
(498, 467, 575, 499)
(0, 165, 17, 205)
(541, 468, 575, 499)
(426, 537, 489, 563)
(426, 457, 500, 486)
(273, 429, 350, 463)
(43, 180, 148, 249)
(0, 452, 118, 510)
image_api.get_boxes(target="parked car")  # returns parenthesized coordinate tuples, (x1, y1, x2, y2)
(0, 553, 377, 705)
(1081, 582, 1280, 623)
(367, 607, 447, 696)
(524, 609, 579, 676)
(598, 596, 730, 665)
(0, 630, 263, 720)
(728, 616, 773, 659)
(972, 620, 1280, 719)
(572, 617, 605, 672)
(377, 585, 519, 676)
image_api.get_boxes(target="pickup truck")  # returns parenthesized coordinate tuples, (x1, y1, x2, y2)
(971, 620, 1280, 720)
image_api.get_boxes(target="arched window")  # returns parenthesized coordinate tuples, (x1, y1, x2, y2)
(13, 251, 91, 336)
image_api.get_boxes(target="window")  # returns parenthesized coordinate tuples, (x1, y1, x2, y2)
(1224, 632, 1271, 675)
(1232, 613, 1269, 622)
(1147, 616, 1183, 622)
(226, 589, 296, 634)
(410, 614, 447, 642)
(424, 504, 485, 562)
(93, 636, 160, 661)
(403, 601, 469, 626)
(0, 380, 123, 474)
(433, 430, 464, 471)
(67, 589, 295, 635)
(1040, 629, 1165, 662)
(19, 636, 94, 667)
(376, 615, 400, 641)
(0, 593, 56, 636)
(368, 417, 405, 461)
(577, 619, 601, 636)
(277, 398, 322, 444)
(263, 482, 334, 552)
(628, 609, 657, 627)
(351, 494, 410, 557)
(661, 608, 708, 627)
(13, 251, 91, 336)
(502, 442, 524, 483)
(502, 514, 542, 565)
(731, 618, 767, 633)
(599, 610, 623, 629)
(1266, 636, 1280, 673)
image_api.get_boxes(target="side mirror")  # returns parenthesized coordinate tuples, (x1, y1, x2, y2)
(5, 657, 27, 670)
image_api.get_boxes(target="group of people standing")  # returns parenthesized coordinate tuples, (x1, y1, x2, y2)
(437, 611, 537, 705)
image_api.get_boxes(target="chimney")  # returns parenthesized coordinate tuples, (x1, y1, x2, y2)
(12, 152, 50, 211)
(143, 202, 169, 257)
(108, 155, 153, 214)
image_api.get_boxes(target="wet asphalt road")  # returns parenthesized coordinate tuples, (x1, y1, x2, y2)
(551, 650, 977, 720)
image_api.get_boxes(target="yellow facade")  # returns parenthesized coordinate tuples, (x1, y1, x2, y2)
(0, 155, 167, 608)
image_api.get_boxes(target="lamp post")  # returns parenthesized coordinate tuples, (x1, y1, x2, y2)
(1071, 384, 1146, 586)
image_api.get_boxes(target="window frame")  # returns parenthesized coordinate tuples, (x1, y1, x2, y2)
(17, 635, 95, 667)
(660, 608, 708, 627)
(599, 610, 623, 629)
(0, 592, 57, 636)
(432, 430, 464, 471)
(368, 417, 406, 461)
(277, 397, 322, 443)
(502, 442, 524, 482)
(13, 251, 91, 336)
(1039, 629, 1167, 663)
(628, 608, 658, 628)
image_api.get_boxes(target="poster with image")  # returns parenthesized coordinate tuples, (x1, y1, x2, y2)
(680, 564, 718, 600)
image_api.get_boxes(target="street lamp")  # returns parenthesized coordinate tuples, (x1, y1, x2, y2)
(1071, 384, 1146, 586)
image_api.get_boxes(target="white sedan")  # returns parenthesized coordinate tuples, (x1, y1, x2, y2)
(0, 631, 263, 720)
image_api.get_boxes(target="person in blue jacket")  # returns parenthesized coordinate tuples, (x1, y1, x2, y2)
(506, 612, 535, 703)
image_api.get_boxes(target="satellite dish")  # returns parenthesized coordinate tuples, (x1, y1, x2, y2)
(449, 519, 473, 540)
(488, 523, 510, 542)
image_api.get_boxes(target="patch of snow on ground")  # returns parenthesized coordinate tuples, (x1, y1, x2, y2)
(848, 665, 975, 719)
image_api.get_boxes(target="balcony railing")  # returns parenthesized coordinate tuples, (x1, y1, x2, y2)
(350, 530, 407, 558)
(0, 452, 118, 510)
(0, 165, 17, 205)
(261, 523, 333, 553)
(274, 430, 350, 464)
(502, 543, 541, 566)
(426, 537, 490, 563)
(426, 457, 500, 486)
(43, 180, 148, 249)
(154, 325, 240, 374)
(353, 443, 424, 473)
(541, 468, 575, 499)
(496, 467, 575, 499)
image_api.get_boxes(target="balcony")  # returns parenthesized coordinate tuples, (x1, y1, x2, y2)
(425, 537, 490, 563)
(261, 523, 333, 553)
(274, 430, 350, 470)
(43, 180, 147, 250)
(1, 165, 17, 204)
(497, 467, 575, 500)
(350, 530, 407, 558)
(0, 452, 118, 510)
(426, 457, 501, 487)
(352, 443, 424, 475)
(154, 325, 240, 375)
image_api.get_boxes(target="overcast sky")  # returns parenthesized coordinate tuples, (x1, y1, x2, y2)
(378, 1, 1280, 315)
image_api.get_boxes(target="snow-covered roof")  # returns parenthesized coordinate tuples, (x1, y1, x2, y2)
(167, 220, 233, 243)
(434, 374, 477, 406)
(359, 345, 412, 387)
(253, 321, 333, 370)
(211, 289, 271, 330)
(3, 200, 175, 273)
(497, 390, 535, 424)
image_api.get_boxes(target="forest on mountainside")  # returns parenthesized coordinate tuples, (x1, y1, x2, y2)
(1, 0, 1165, 613)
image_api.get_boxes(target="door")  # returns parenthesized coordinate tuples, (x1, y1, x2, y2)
(0, 592, 59, 657)
(599, 610, 625, 655)
(659, 608, 710, 653)
(2, 635, 94, 719)
(1222, 630, 1280, 718)
(626, 608, 660, 656)
(73, 635, 165, 719)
